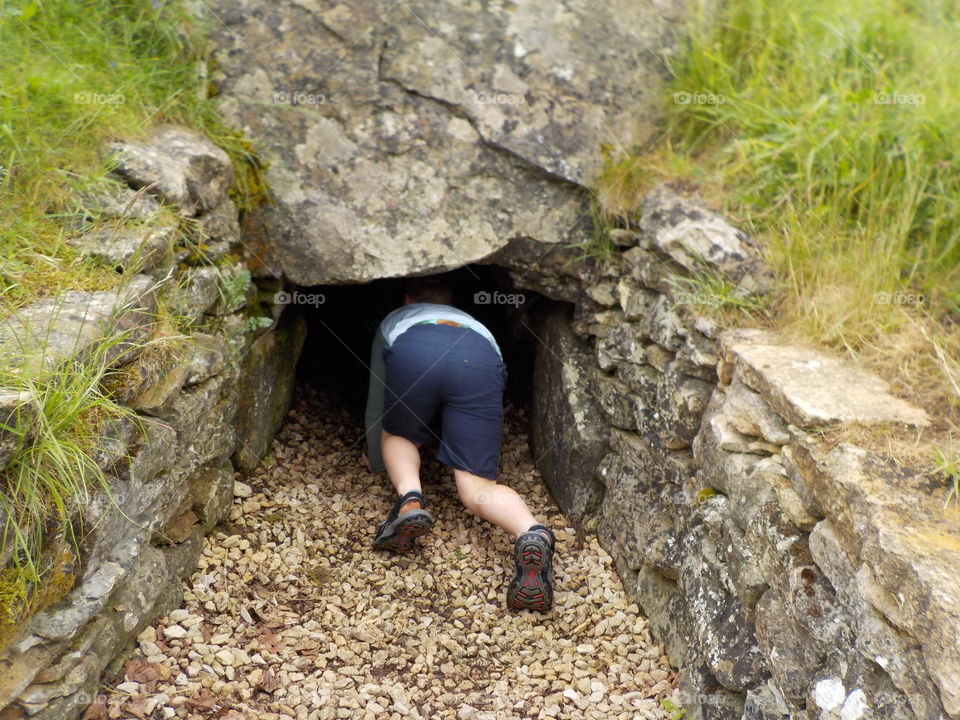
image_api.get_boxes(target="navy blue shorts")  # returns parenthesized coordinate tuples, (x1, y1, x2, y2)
(382, 324, 507, 480)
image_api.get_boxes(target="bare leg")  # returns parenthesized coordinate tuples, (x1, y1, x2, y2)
(453, 469, 538, 538)
(381, 429, 423, 513)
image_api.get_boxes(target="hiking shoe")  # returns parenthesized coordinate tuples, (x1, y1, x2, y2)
(507, 524, 555, 612)
(372, 490, 434, 552)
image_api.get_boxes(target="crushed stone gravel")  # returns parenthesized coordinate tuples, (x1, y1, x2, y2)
(91, 383, 680, 720)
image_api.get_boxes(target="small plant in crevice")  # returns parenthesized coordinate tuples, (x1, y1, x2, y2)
(664, 266, 771, 323)
(216, 264, 252, 313)
(934, 448, 960, 510)
(245, 314, 274, 333)
(660, 698, 687, 719)
(569, 194, 617, 262)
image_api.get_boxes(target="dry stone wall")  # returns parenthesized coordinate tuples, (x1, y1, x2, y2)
(0, 127, 305, 719)
(1, 115, 956, 720)
(522, 185, 958, 720)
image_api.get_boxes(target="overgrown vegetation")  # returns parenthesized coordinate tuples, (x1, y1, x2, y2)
(0, 0, 266, 308)
(594, 0, 959, 475)
(0, 320, 154, 640)
(0, 0, 264, 634)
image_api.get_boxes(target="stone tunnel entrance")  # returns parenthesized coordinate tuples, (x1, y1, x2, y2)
(161, 264, 684, 720)
(293, 264, 544, 424)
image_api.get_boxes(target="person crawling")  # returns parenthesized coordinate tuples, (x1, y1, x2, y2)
(363, 275, 555, 612)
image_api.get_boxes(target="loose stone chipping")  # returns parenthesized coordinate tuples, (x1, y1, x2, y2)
(91, 386, 681, 720)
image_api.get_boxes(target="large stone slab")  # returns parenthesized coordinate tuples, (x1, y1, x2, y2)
(232, 310, 307, 472)
(530, 304, 608, 526)
(720, 329, 929, 428)
(203, 0, 696, 285)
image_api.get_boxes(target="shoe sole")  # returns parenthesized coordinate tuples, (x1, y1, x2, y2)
(372, 510, 434, 552)
(507, 534, 553, 611)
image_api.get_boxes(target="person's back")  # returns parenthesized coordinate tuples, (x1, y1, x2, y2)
(364, 275, 556, 612)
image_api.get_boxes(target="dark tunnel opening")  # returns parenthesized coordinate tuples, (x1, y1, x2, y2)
(290, 264, 567, 443)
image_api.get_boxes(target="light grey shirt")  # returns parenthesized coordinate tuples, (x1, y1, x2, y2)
(364, 303, 501, 472)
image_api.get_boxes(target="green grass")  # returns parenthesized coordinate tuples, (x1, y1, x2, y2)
(0, 0, 266, 634)
(666, 0, 960, 318)
(0, 322, 145, 640)
(596, 0, 960, 453)
(0, 0, 266, 308)
(936, 448, 960, 509)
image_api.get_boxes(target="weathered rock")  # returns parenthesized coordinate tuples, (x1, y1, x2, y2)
(530, 304, 608, 526)
(68, 221, 174, 274)
(680, 518, 769, 693)
(187, 387, 240, 470)
(79, 179, 163, 220)
(702, 499, 767, 614)
(167, 266, 221, 324)
(120, 348, 192, 415)
(679, 651, 747, 720)
(692, 389, 767, 499)
(231, 310, 306, 472)
(189, 458, 235, 531)
(155, 503, 199, 546)
(183, 333, 230, 386)
(0, 275, 157, 373)
(633, 566, 689, 669)
(719, 329, 929, 428)
(721, 376, 791, 446)
(89, 413, 138, 474)
(125, 420, 178, 485)
(653, 371, 713, 449)
(0, 390, 38, 472)
(792, 439, 960, 716)
(639, 184, 772, 296)
(741, 681, 789, 719)
(753, 589, 823, 704)
(594, 375, 644, 430)
(693, 387, 820, 532)
(108, 125, 234, 216)
(205, 0, 696, 285)
(190, 197, 241, 261)
(159, 523, 205, 580)
(809, 520, 946, 720)
(29, 562, 126, 643)
(597, 432, 689, 577)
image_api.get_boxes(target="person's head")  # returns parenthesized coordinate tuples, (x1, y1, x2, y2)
(403, 274, 454, 306)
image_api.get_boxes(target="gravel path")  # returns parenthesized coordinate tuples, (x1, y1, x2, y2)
(92, 384, 680, 720)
